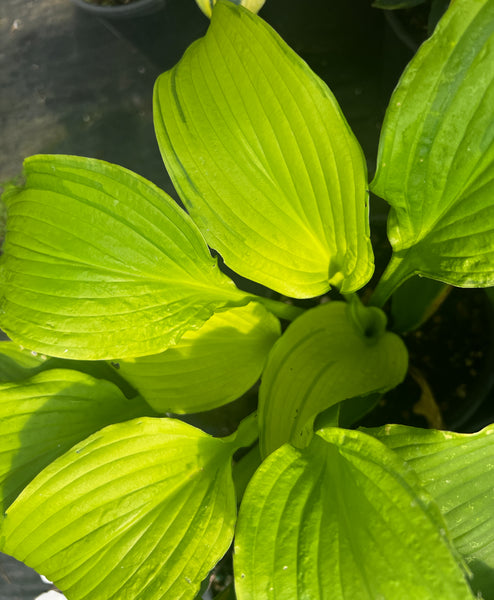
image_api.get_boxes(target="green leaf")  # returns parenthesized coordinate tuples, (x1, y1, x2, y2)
(371, 0, 494, 294)
(0, 369, 153, 516)
(195, 0, 265, 18)
(154, 1, 373, 298)
(1, 417, 243, 600)
(258, 301, 408, 456)
(0, 155, 249, 360)
(116, 302, 280, 414)
(365, 423, 494, 599)
(391, 276, 451, 333)
(234, 427, 475, 600)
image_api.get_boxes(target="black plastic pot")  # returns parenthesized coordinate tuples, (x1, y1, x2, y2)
(69, 0, 167, 19)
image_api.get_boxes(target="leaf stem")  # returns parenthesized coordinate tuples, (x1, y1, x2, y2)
(368, 254, 413, 308)
(253, 296, 306, 321)
(341, 292, 358, 305)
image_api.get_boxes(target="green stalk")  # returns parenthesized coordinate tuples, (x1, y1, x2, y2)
(341, 292, 358, 305)
(253, 296, 306, 321)
(368, 254, 413, 308)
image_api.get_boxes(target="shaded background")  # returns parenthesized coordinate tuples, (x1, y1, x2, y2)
(1, 0, 415, 201)
(0, 0, 418, 597)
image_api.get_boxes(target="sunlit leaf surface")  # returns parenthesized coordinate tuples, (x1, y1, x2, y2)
(0, 155, 248, 360)
(235, 427, 475, 599)
(154, 1, 373, 298)
(1, 418, 241, 600)
(366, 423, 494, 599)
(372, 0, 494, 289)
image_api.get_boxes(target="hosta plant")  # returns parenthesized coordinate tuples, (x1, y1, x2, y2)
(1, 1, 494, 598)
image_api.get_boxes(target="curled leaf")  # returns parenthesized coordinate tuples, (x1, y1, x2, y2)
(259, 301, 408, 456)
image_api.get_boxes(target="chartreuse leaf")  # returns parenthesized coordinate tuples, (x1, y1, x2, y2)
(258, 301, 408, 457)
(154, 1, 373, 298)
(371, 0, 494, 303)
(365, 423, 494, 598)
(0, 369, 153, 517)
(116, 302, 280, 413)
(234, 427, 475, 600)
(0, 155, 249, 360)
(195, 0, 265, 18)
(0, 416, 255, 600)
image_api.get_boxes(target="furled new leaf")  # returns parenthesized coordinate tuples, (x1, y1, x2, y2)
(0, 155, 249, 360)
(234, 427, 475, 599)
(116, 302, 279, 414)
(259, 301, 408, 456)
(195, 0, 265, 18)
(154, 1, 373, 298)
(1, 417, 247, 600)
(0, 369, 153, 516)
(366, 423, 494, 599)
(371, 0, 494, 294)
